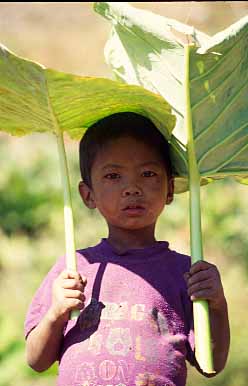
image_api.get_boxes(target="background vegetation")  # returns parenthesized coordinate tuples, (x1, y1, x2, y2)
(0, 2, 248, 385)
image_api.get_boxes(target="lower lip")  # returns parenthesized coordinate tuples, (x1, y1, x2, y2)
(123, 208, 145, 216)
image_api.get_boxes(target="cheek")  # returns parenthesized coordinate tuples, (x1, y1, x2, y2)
(147, 178, 167, 195)
(94, 185, 119, 208)
(148, 181, 168, 207)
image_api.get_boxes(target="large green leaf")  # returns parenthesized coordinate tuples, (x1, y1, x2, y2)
(0, 43, 175, 141)
(0, 41, 176, 294)
(94, 2, 248, 373)
(94, 2, 248, 192)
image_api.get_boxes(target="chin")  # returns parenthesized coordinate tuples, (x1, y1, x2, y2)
(119, 221, 154, 231)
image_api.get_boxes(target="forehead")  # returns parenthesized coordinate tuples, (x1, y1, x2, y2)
(94, 136, 164, 166)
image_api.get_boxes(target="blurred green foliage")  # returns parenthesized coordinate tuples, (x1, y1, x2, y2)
(0, 132, 247, 386)
(0, 164, 61, 237)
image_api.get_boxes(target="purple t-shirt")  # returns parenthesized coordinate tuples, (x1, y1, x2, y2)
(25, 238, 196, 386)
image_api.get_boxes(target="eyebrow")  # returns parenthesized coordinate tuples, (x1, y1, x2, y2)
(140, 161, 162, 167)
(102, 164, 124, 170)
(101, 161, 162, 170)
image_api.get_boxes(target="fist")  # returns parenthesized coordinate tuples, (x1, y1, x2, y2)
(50, 270, 87, 322)
(184, 261, 226, 310)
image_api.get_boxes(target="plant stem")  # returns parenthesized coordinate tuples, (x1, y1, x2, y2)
(185, 43, 215, 374)
(56, 130, 79, 319)
(56, 130, 77, 271)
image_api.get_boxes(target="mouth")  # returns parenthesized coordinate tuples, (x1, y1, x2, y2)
(122, 204, 145, 216)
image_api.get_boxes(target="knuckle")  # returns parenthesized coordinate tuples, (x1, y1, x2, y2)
(198, 291, 204, 298)
(188, 287, 193, 296)
(67, 298, 80, 309)
(75, 290, 82, 298)
(188, 278, 193, 286)
(201, 270, 208, 279)
(68, 269, 77, 276)
(61, 270, 69, 278)
(197, 282, 202, 290)
(74, 298, 82, 307)
(71, 279, 78, 288)
(72, 289, 80, 299)
(73, 274, 80, 282)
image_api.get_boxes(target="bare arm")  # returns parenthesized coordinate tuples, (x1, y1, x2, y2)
(184, 261, 230, 376)
(26, 270, 86, 372)
(26, 308, 67, 372)
(209, 297, 230, 374)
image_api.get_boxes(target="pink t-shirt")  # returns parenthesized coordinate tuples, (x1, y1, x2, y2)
(25, 239, 196, 386)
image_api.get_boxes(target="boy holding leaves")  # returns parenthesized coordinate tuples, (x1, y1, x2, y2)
(25, 113, 229, 386)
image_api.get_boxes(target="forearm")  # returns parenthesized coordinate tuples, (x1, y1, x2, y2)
(209, 297, 230, 374)
(26, 308, 67, 372)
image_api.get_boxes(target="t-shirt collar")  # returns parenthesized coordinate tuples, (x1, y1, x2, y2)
(98, 237, 169, 259)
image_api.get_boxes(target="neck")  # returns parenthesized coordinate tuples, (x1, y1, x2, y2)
(107, 225, 157, 254)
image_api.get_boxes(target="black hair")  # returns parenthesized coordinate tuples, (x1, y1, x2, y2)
(79, 112, 172, 187)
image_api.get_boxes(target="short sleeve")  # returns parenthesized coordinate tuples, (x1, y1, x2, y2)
(24, 255, 65, 340)
(184, 298, 196, 367)
(179, 254, 196, 367)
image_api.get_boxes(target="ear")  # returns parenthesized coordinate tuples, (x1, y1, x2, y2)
(166, 177, 174, 205)
(78, 181, 96, 209)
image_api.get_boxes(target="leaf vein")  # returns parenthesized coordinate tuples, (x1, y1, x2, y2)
(191, 55, 243, 111)
(190, 26, 247, 83)
(194, 79, 248, 142)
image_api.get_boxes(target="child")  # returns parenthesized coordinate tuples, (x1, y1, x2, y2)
(25, 112, 230, 386)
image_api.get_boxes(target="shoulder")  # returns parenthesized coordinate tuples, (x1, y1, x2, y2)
(167, 247, 192, 274)
(76, 241, 104, 265)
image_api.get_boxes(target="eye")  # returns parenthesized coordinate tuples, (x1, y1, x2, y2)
(104, 173, 121, 180)
(142, 170, 157, 177)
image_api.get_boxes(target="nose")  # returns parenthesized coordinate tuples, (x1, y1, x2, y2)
(122, 183, 142, 197)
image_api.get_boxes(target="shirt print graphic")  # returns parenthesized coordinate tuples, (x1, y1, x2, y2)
(63, 298, 185, 386)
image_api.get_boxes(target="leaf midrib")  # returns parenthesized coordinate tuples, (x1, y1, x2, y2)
(44, 72, 61, 135)
(117, 24, 183, 86)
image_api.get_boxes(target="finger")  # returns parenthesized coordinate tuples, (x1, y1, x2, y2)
(189, 261, 214, 275)
(59, 271, 87, 287)
(59, 270, 84, 281)
(63, 289, 86, 302)
(187, 279, 213, 297)
(59, 270, 77, 280)
(62, 278, 86, 291)
(64, 297, 85, 311)
(188, 269, 212, 286)
(190, 289, 213, 301)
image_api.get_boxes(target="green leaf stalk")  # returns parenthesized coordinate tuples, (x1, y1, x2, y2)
(185, 43, 214, 373)
(56, 130, 79, 320)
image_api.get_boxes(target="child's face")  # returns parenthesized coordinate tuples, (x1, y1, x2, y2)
(79, 136, 174, 234)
